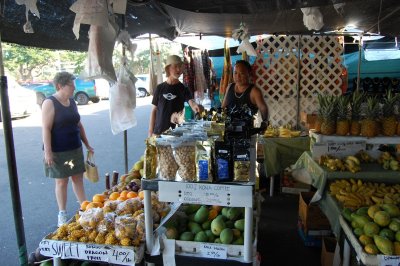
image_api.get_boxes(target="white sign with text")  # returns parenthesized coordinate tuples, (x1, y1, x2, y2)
(200, 243, 227, 260)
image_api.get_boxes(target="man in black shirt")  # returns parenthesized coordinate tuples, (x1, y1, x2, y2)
(148, 55, 200, 136)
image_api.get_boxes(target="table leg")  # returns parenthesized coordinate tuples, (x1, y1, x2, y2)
(269, 176, 274, 197)
(53, 257, 62, 266)
(343, 238, 350, 266)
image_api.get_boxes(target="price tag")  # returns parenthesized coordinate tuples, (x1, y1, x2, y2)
(378, 255, 400, 266)
(200, 244, 227, 260)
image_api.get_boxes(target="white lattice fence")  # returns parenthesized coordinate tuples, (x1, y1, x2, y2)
(254, 35, 343, 127)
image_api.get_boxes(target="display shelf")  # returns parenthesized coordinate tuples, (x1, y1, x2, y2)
(340, 216, 400, 266)
(144, 253, 253, 266)
(310, 131, 400, 145)
(143, 180, 255, 265)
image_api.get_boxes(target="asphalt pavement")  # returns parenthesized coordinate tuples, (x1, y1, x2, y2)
(0, 97, 152, 265)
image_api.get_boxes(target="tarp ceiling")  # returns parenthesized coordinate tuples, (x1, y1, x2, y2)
(1, 0, 399, 51)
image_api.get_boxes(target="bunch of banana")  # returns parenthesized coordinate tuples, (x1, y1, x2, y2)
(263, 125, 277, 137)
(377, 151, 400, 171)
(344, 155, 361, 173)
(329, 179, 400, 209)
(319, 155, 346, 171)
(355, 150, 375, 163)
(278, 126, 292, 138)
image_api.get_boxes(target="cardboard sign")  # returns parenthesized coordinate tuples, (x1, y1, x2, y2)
(39, 239, 135, 265)
(378, 255, 400, 266)
(200, 243, 227, 259)
(311, 141, 366, 160)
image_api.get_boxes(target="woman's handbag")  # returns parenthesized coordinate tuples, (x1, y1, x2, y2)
(84, 151, 99, 183)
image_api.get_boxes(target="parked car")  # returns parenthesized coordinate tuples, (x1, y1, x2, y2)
(28, 78, 100, 105)
(94, 76, 150, 99)
(0, 76, 38, 122)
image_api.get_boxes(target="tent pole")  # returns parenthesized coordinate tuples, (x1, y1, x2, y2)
(0, 33, 28, 265)
(356, 35, 362, 91)
(296, 35, 302, 129)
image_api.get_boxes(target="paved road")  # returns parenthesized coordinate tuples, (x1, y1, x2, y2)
(0, 97, 153, 264)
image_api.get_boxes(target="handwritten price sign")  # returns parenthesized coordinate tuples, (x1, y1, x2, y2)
(378, 255, 400, 266)
(200, 244, 227, 259)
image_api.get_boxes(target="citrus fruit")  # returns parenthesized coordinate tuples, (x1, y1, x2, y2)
(80, 200, 91, 211)
(127, 191, 138, 199)
(109, 192, 120, 201)
(92, 194, 105, 203)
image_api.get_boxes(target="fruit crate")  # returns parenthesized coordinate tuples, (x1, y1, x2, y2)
(142, 180, 256, 265)
(39, 217, 145, 265)
(339, 216, 400, 266)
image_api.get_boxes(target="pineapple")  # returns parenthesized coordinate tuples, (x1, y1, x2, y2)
(381, 90, 399, 136)
(349, 91, 364, 136)
(320, 95, 337, 135)
(336, 95, 350, 136)
(361, 96, 380, 137)
(314, 93, 325, 133)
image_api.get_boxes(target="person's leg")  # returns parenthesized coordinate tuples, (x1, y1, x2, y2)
(71, 173, 87, 204)
(55, 177, 69, 211)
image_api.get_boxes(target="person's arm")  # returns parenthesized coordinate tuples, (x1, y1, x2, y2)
(148, 105, 157, 136)
(79, 121, 94, 152)
(188, 99, 201, 113)
(251, 86, 269, 122)
(42, 99, 55, 166)
(221, 83, 232, 109)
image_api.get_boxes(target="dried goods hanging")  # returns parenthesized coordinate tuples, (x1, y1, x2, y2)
(156, 138, 178, 181)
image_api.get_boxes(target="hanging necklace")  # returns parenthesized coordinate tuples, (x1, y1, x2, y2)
(234, 86, 246, 99)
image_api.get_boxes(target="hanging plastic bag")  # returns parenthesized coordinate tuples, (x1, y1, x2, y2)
(301, 7, 324, 31)
(237, 38, 257, 57)
(109, 58, 137, 135)
(84, 20, 118, 82)
(16, 0, 40, 33)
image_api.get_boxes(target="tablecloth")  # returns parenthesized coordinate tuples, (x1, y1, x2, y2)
(260, 136, 310, 177)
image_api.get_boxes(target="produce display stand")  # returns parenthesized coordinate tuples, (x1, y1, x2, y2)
(339, 216, 400, 266)
(142, 179, 255, 265)
(258, 136, 310, 196)
(39, 228, 145, 266)
(309, 131, 400, 145)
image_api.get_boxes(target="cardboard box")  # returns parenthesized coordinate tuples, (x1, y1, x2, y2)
(298, 192, 331, 230)
(300, 112, 317, 129)
(321, 237, 337, 266)
(297, 224, 322, 247)
(280, 171, 311, 194)
(297, 219, 332, 236)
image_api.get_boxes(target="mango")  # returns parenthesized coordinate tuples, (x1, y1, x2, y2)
(194, 206, 209, 224)
(214, 238, 221, 243)
(368, 205, 381, 219)
(227, 207, 242, 221)
(220, 228, 234, 244)
(379, 228, 395, 241)
(202, 220, 211, 230)
(394, 242, 400, 255)
(389, 218, 400, 232)
(211, 217, 226, 236)
(180, 231, 194, 241)
(225, 220, 234, 229)
(165, 227, 178, 239)
(363, 222, 380, 237)
(185, 204, 201, 215)
(396, 231, 400, 242)
(205, 230, 215, 242)
(233, 236, 244, 245)
(221, 207, 229, 218)
(232, 228, 241, 239)
(234, 219, 245, 231)
(359, 235, 373, 246)
(194, 231, 208, 242)
(381, 204, 400, 218)
(364, 243, 379, 255)
(188, 222, 202, 234)
(374, 211, 391, 227)
(374, 234, 394, 255)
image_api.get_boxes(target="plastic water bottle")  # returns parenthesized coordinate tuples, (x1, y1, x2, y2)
(184, 102, 192, 121)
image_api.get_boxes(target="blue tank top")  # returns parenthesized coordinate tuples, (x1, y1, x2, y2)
(49, 96, 81, 152)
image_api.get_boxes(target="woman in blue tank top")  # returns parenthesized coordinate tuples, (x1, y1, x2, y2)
(42, 72, 94, 227)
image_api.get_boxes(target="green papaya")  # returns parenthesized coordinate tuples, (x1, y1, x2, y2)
(351, 213, 371, 228)
(220, 228, 234, 244)
(374, 211, 391, 227)
(379, 228, 395, 241)
(234, 219, 245, 231)
(359, 235, 374, 246)
(342, 208, 353, 222)
(353, 227, 364, 237)
(374, 234, 394, 255)
(368, 205, 381, 219)
(364, 243, 379, 255)
(363, 222, 380, 237)
(381, 204, 400, 218)
(188, 222, 202, 234)
(356, 206, 369, 216)
(180, 231, 194, 241)
(194, 206, 209, 224)
(389, 218, 400, 232)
